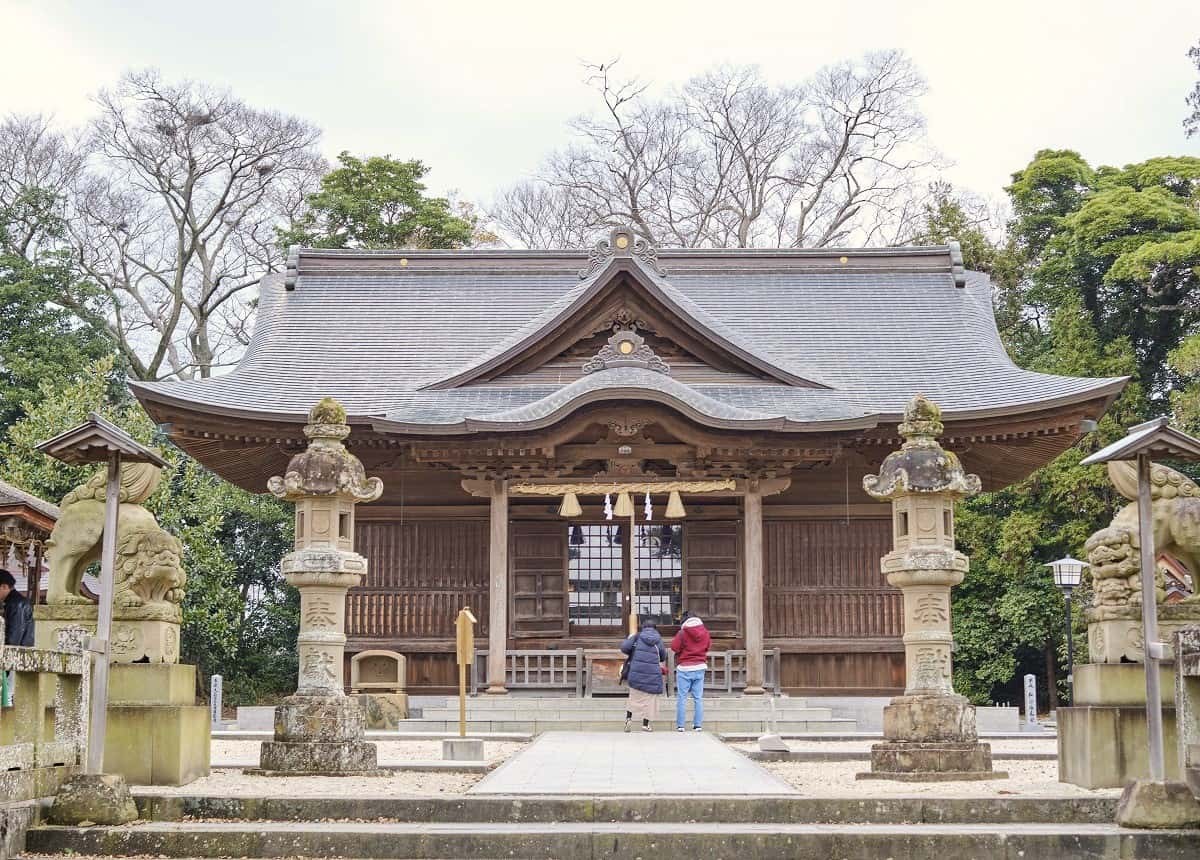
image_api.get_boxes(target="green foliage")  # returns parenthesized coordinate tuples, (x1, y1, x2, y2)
(278, 152, 477, 250)
(0, 188, 111, 434)
(954, 299, 1143, 705)
(0, 358, 296, 705)
(1009, 152, 1200, 400)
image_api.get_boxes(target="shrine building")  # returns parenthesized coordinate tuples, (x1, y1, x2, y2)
(130, 228, 1125, 695)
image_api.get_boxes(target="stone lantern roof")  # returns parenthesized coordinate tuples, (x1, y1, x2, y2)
(267, 398, 382, 502)
(863, 395, 982, 500)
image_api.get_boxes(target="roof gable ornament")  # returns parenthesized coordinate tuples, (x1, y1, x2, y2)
(578, 226, 667, 280)
(583, 328, 670, 376)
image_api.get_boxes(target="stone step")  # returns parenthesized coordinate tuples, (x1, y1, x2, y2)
(393, 718, 856, 733)
(28, 820, 1200, 859)
(132, 793, 1119, 825)
(418, 706, 835, 721)
(429, 696, 816, 710)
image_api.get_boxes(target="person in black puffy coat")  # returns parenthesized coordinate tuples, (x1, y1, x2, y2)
(620, 619, 667, 732)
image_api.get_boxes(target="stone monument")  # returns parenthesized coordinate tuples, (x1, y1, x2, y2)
(33, 461, 209, 785)
(254, 397, 384, 775)
(1059, 460, 1200, 788)
(858, 395, 1002, 781)
(350, 649, 409, 729)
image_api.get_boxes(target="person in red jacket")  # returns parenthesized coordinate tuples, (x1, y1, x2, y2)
(670, 610, 711, 731)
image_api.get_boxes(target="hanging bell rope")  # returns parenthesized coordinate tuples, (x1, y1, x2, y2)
(665, 489, 686, 519)
(558, 491, 582, 518)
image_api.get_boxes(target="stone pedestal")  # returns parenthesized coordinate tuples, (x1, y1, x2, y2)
(256, 696, 378, 775)
(34, 603, 181, 664)
(32, 607, 207, 786)
(1059, 662, 1181, 789)
(253, 398, 384, 777)
(857, 396, 1001, 782)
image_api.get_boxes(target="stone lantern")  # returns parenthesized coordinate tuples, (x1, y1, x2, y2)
(859, 395, 1000, 780)
(256, 397, 383, 775)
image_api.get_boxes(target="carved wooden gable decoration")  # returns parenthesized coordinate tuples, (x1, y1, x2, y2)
(424, 229, 826, 391)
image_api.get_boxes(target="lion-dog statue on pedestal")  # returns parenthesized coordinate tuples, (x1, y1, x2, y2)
(45, 462, 185, 608)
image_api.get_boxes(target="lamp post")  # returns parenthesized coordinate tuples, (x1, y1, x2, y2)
(1046, 556, 1087, 707)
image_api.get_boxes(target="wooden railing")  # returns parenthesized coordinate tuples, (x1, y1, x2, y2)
(0, 619, 90, 796)
(666, 648, 781, 695)
(470, 647, 780, 696)
(472, 649, 586, 696)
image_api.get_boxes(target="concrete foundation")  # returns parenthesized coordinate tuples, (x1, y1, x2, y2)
(443, 738, 484, 761)
(98, 663, 209, 786)
(1115, 779, 1200, 829)
(1058, 662, 1183, 789)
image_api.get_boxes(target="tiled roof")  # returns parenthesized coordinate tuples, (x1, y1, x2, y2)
(0, 478, 59, 521)
(131, 245, 1126, 433)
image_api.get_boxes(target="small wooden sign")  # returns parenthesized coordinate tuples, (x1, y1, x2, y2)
(455, 607, 477, 667)
(454, 606, 477, 738)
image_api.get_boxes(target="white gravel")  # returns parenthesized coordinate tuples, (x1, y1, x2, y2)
(211, 739, 524, 767)
(730, 737, 1059, 755)
(138, 767, 483, 797)
(759, 758, 1121, 798)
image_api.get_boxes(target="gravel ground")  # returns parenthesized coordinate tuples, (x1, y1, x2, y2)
(211, 738, 524, 767)
(137, 767, 483, 797)
(730, 737, 1059, 755)
(759, 758, 1121, 798)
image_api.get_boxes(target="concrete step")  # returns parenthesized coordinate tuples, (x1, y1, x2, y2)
(418, 706, 836, 721)
(393, 718, 857, 733)
(29, 820, 1200, 859)
(132, 793, 1119, 824)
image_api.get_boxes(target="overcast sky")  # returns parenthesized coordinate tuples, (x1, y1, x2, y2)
(3, 0, 1199, 211)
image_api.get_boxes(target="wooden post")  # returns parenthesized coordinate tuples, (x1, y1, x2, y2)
(743, 482, 765, 694)
(456, 607, 477, 738)
(87, 451, 121, 774)
(486, 479, 508, 694)
(1137, 453, 1165, 781)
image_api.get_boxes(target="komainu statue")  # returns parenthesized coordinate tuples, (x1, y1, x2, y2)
(1083, 460, 1200, 662)
(46, 462, 186, 608)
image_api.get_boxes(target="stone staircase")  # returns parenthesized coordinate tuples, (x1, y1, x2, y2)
(26, 793, 1200, 858)
(398, 694, 854, 734)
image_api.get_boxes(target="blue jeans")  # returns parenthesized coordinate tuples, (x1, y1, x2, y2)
(676, 668, 705, 728)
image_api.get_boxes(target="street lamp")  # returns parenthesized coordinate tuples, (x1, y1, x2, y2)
(1046, 556, 1088, 706)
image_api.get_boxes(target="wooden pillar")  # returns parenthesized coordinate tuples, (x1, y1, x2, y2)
(486, 478, 509, 694)
(743, 482, 765, 694)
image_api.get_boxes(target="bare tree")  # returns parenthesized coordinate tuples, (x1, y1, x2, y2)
(0, 115, 87, 259)
(490, 52, 939, 249)
(67, 70, 324, 380)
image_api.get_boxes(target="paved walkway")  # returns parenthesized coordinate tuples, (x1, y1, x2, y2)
(470, 731, 795, 795)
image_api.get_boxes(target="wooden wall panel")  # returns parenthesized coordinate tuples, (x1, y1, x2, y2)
(684, 521, 739, 635)
(510, 521, 568, 637)
(764, 518, 900, 639)
(781, 651, 905, 694)
(349, 519, 489, 638)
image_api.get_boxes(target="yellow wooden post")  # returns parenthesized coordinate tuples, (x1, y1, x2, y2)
(455, 607, 477, 738)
